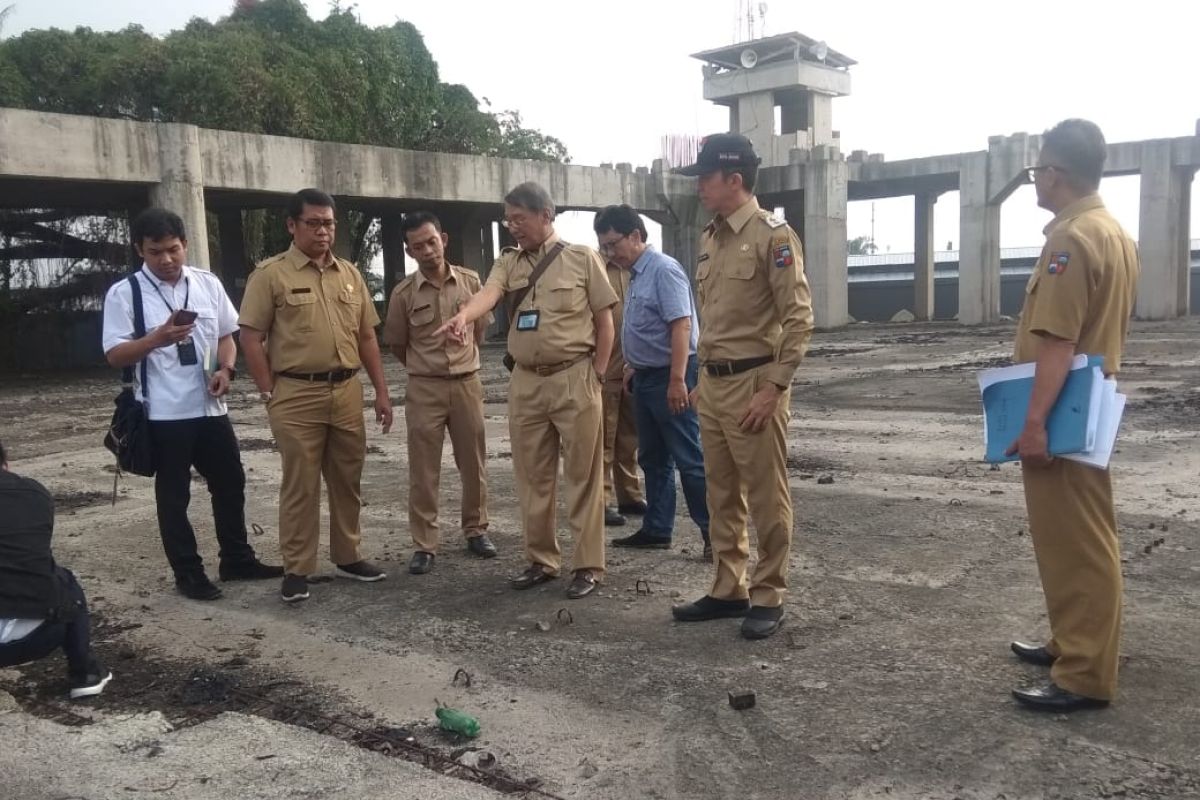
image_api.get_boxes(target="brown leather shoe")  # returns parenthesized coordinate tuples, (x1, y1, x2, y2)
(510, 564, 556, 590)
(566, 570, 599, 600)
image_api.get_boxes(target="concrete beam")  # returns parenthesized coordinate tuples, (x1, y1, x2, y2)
(702, 60, 851, 101)
(804, 147, 849, 328)
(1136, 141, 1193, 319)
(914, 192, 937, 321)
(958, 152, 1001, 324)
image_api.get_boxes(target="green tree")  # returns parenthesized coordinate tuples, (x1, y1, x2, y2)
(848, 235, 878, 255)
(0, 0, 568, 293)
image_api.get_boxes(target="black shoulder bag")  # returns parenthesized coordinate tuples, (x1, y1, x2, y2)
(103, 272, 156, 479)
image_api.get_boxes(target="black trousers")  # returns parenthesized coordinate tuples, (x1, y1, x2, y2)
(0, 569, 94, 681)
(150, 415, 256, 578)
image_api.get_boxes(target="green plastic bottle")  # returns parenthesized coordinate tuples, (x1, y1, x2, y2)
(436, 705, 481, 738)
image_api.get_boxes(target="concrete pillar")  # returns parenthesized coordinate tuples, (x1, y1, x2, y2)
(151, 123, 210, 269)
(958, 151, 1001, 324)
(804, 146, 849, 328)
(331, 204, 354, 261)
(736, 93, 776, 164)
(1136, 141, 1193, 319)
(457, 214, 488, 273)
(658, 195, 707, 283)
(380, 214, 404, 301)
(808, 93, 834, 147)
(914, 192, 937, 320)
(216, 209, 249, 304)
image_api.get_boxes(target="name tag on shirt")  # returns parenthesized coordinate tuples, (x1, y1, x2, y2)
(516, 310, 540, 331)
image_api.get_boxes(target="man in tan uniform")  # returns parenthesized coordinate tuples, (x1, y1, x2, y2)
(601, 260, 646, 527)
(239, 188, 393, 603)
(671, 134, 814, 640)
(383, 211, 496, 575)
(1007, 119, 1139, 712)
(437, 182, 618, 600)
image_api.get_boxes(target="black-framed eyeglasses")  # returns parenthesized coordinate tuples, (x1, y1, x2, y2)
(299, 218, 337, 231)
(597, 232, 631, 254)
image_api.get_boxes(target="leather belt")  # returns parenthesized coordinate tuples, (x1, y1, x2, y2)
(278, 368, 359, 383)
(702, 356, 773, 377)
(409, 371, 478, 380)
(519, 352, 591, 377)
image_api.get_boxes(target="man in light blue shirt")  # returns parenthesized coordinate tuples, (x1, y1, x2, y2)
(594, 206, 709, 555)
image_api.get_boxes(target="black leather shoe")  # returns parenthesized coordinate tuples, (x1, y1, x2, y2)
(466, 535, 498, 559)
(281, 573, 310, 603)
(510, 564, 557, 590)
(1011, 641, 1056, 667)
(1012, 682, 1109, 712)
(672, 595, 750, 622)
(409, 551, 435, 575)
(612, 529, 671, 549)
(219, 560, 285, 582)
(741, 605, 785, 640)
(566, 570, 599, 599)
(175, 572, 222, 601)
(618, 500, 648, 516)
(604, 506, 627, 527)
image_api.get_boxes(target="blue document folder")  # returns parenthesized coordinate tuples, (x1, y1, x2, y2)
(978, 355, 1104, 463)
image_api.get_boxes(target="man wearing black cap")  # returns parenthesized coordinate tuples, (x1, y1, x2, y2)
(670, 134, 814, 639)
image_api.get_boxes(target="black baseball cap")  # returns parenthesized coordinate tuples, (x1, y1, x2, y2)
(674, 133, 761, 176)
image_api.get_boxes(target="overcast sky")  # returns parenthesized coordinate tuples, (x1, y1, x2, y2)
(7, 0, 1199, 256)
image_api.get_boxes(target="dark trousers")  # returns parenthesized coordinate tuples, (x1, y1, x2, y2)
(0, 569, 93, 681)
(150, 415, 256, 578)
(632, 356, 709, 542)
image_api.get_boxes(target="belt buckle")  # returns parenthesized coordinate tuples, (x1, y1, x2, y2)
(713, 362, 732, 376)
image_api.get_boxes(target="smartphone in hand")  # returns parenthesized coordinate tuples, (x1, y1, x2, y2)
(172, 309, 199, 325)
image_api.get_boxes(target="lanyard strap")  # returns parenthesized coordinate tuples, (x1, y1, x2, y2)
(142, 268, 189, 313)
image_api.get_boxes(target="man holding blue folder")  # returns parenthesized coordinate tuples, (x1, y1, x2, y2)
(1006, 119, 1140, 712)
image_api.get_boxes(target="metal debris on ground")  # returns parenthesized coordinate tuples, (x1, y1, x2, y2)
(451, 668, 473, 688)
(635, 580, 652, 595)
(555, 609, 573, 625)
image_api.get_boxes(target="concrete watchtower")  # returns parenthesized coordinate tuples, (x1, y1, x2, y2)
(691, 32, 855, 167)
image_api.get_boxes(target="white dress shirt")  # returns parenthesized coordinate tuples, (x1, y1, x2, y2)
(102, 265, 240, 421)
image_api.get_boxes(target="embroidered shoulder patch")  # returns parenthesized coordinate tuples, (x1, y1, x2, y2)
(1047, 251, 1070, 275)
(772, 241, 794, 269)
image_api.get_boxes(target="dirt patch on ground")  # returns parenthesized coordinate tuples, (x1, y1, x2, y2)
(3, 320, 1200, 799)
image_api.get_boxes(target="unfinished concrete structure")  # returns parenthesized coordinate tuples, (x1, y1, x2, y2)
(0, 32, 1195, 342)
(691, 31, 1198, 326)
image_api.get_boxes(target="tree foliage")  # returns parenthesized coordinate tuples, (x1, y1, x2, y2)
(0, 0, 569, 302)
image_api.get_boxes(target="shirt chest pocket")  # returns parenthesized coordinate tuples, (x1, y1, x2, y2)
(410, 303, 437, 327)
(334, 288, 363, 332)
(543, 277, 584, 313)
(192, 306, 218, 342)
(281, 291, 317, 331)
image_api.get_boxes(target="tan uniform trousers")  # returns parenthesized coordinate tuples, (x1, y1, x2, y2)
(1023, 458, 1122, 700)
(267, 376, 366, 575)
(509, 359, 606, 578)
(697, 367, 793, 607)
(602, 384, 643, 507)
(405, 373, 489, 553)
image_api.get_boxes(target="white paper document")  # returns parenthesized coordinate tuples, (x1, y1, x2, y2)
(1062, 379, 1126, 469)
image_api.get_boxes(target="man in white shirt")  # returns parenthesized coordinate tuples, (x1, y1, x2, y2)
(102, 208, 281, 600)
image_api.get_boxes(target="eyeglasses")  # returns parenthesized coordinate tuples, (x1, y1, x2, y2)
(1025, 165, 1066, 183)
(596, 232, 631, 254)
(299, 218, 337, 231)
(501, 216, 532, 231)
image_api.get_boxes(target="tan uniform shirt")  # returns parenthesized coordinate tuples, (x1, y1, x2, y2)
(383, 264, 490, 376)
(1014, 195, 1140, 375)
(604, 262, 632, 382)
(695, 197, 814, 388)
(239, 244, 379, 373)
(485, 233, 618, 367)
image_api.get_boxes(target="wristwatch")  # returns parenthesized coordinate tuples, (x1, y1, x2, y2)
(259, 391, 273, 403)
